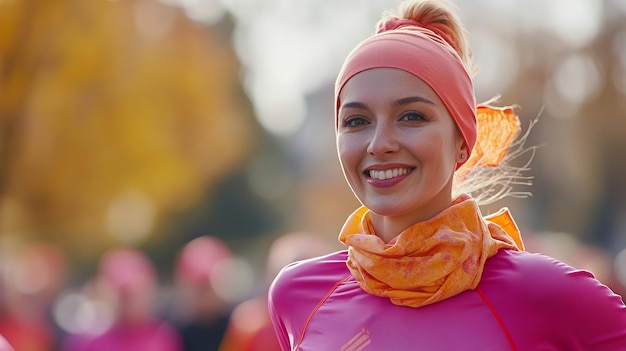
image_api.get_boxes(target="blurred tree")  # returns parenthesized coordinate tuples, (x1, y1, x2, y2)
(0, 0, 255, 260)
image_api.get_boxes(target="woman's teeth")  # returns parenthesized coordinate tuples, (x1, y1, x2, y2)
(368, 168, 409, 180)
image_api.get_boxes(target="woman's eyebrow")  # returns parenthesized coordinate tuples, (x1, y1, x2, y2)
(340, 101, 369, 110)
(394, 96, 434, 106)
(341, 96, 433, 110)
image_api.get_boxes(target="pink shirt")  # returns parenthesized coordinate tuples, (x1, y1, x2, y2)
(269, 249, 626, 350)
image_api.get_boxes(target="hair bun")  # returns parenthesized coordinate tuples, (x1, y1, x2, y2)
(375, 0, 476, 76)
(376, 17, 422, 34)
(376, 16, 458, 53)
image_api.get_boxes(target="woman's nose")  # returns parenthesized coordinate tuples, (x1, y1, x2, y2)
(367, 123, 399, 155)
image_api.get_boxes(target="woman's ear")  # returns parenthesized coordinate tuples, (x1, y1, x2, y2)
(456, 141, 469, 164)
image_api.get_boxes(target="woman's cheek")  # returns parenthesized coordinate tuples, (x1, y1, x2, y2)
(337, 138, 361, 183)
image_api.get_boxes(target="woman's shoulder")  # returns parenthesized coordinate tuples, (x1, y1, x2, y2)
(268, 250, 349, 302)
(482, 249, 608, 296)
(481, 248, 626, 315)
(484, 249, 598, 286)
(270, 250, 349, 292)
(267, 250, 351, 341)
(481, 249, 626, 349)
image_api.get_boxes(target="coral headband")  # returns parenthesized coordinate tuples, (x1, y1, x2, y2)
(335, 18, 477, 157)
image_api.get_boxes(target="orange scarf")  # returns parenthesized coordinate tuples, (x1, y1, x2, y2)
(338, 194, 524, 308)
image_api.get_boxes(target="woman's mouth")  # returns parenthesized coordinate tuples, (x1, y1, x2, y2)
(366, 167, 414, 180)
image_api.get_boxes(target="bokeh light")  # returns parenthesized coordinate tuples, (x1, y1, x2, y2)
(106, 191, 155, 245)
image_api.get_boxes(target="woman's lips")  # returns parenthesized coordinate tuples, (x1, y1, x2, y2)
(365, 167, 414, 188)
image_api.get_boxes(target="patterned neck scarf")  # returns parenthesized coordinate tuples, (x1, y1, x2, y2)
(338, 194, 523, 308)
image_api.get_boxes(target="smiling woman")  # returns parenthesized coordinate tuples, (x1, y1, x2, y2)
(267, 0, 626, 350)
(337, 68, 465, 242)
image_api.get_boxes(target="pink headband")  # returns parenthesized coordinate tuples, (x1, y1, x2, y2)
(335, 18, 477, 158)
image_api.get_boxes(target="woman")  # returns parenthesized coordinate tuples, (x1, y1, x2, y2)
(268, 0, 626, 350)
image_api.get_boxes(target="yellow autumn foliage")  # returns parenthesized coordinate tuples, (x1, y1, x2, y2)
(0, 0, 255, 254)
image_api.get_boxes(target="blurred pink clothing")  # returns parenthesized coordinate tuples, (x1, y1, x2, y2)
(269, 249, 626, 350)
(63, 320, 183, 351)
(0, 335, 14, 351)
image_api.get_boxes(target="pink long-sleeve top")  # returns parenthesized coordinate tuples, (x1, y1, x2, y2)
(269, 249, 626, 350)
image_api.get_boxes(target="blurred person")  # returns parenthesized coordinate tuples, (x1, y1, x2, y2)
(268, 0, 626, 349)
(0, 241, 67, 351)
(218, 231, 335, 351)
(170, 236, 232, 351)
(62, 247, 183, 351)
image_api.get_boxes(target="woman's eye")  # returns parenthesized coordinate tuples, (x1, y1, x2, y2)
(342, 116, 369, 128)
(401, 111, 427, 122)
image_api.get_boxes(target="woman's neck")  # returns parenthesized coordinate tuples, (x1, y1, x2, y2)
(369, 199, 453, 243)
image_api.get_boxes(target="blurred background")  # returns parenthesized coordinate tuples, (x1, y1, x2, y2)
(0, 0, 625, 350)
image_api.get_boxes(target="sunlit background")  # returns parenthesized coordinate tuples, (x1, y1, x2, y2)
(1, 0, 625, 349)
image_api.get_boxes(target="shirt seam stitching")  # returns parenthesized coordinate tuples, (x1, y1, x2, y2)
(477, 286, 518, 351)
(294, 275, 352, 350)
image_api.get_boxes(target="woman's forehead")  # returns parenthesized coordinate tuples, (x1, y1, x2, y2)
(339, 68, 440, 107)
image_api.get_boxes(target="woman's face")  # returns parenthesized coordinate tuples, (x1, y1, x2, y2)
(337, 68, 466, 229)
